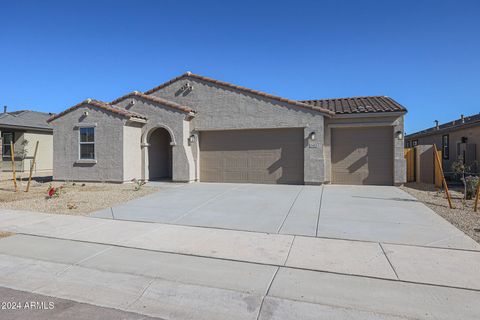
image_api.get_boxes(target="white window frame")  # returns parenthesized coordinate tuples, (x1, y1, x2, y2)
(78, 126, 95, 160)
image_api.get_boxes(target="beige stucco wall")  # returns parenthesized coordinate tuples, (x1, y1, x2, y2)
(406, 125, 480, 173)
(122, 123, 142, 181)
(22, 131, 53, 172)
(51, 105, 126, 182)
(113, 97, 195, 182)
(148, 77, 328, 185)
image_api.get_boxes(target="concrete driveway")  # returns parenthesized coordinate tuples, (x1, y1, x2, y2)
(0, 210, 480, 320)
(93, 183, 479, 250)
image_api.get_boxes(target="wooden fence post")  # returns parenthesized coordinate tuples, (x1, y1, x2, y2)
(10, 142, 17, 192)
(433, 144, 453, 209)
(25, 141, 39, 192)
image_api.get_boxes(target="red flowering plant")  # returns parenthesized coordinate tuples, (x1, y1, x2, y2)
(46, 184, 63, 198)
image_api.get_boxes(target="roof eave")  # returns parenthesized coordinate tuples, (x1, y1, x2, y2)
(111, 91, 195, 114)
(406, 120, 480, 139)
(0, 124, 52, 132)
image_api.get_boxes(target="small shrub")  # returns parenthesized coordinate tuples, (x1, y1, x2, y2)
(132, 178, 146, 191)
(46, 184, 63, 198)
(465, 176, 479, 200)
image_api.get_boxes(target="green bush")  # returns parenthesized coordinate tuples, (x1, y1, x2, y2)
(465, 176, 479, 200)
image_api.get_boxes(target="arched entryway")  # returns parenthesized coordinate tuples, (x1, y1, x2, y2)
(148, 127, 173, 180)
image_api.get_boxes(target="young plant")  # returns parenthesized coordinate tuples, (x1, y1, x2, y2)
(452, 160, 470, 201)
(46, 183, 63, 198)
(132, 178, 146, 191)
(465, 176, 479, 201)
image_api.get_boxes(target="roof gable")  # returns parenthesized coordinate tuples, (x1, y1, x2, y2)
(144, 72, 335, 116)
(47, 99, 147, 123)
(111, 91, 196, 114)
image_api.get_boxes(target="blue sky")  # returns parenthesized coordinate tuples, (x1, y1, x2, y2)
(0, 0, 479, 134)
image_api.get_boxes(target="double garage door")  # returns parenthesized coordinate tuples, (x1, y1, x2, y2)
(331, 126, 393, 185)
(198, 127, 394, 185)
(200, 128, 304, 184)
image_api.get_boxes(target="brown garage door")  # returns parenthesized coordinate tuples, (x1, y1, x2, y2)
(331, 127, 393, 185)
(200, 129, 304, 184)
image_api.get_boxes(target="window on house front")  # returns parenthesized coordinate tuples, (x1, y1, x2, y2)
(406, 141, 411, 148)
(2, 132, 14, 157)
(442, 134, 449, 160)
(79, 127, 95, 159)
(412, 140, 418, 147)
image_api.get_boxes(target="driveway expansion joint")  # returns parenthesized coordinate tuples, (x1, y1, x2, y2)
(315, 185, 324, 237)
(256, 266, 280, 320)
(276, 186, 305, 234)
(379, 243, 400, 280)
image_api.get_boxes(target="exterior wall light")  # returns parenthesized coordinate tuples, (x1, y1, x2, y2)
(395, 131, 403, 140)
(309, 131, 316, 141)
(188, 134, 196, 144)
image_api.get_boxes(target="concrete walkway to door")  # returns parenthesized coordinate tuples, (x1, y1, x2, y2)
(92, 183, 479, 250)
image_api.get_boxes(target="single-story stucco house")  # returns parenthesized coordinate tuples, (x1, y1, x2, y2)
(48, 73, 407, 185)
(0, 108, 53, 174)
(405, 113, 479, 174)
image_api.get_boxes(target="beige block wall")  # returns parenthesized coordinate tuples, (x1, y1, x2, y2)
(122, 123, 142, 181)
(407, 125, 480, 173)
(21, 131, 53, 172)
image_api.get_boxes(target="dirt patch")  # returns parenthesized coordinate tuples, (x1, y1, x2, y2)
(0, 231, 14, 238)
(0, 180, 160, 215)
(401, 183, 480, 244)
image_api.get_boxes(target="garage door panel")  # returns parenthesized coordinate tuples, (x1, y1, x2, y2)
(200, 129, 304, 184)
(331, 127, 393, 185)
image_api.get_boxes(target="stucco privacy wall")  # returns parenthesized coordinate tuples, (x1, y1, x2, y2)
(113, 98, 195, 182)
(147, 77, 327, 184)
(122, 123, 142, 181)
(23, 131, 53, 172)
(324, 114, 406, 185)
(51, 106, 125, 182)
(411, 125, 480, 173)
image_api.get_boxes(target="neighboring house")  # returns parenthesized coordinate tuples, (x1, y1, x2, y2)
(0, 108, 53, 174)
(48, 72, 407, 186)
(405, 113, 480, 174)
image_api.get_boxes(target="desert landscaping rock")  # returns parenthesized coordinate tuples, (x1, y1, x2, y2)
(0, 180, 160, 215)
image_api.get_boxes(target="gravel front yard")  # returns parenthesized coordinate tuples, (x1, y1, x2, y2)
(401, 183, 480, 244)
(0, 180, 160, 215)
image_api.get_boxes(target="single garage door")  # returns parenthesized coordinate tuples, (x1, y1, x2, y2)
(331, 126, 393, 185)
(200, 128, 304, 184)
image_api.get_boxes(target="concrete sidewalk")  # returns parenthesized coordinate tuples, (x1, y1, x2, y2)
(1, 210, 479, 290)
(0, 234, 479, 320)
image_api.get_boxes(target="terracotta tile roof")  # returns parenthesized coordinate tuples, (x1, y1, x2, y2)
(406, 113, 480, 139)
(300, 96, 407, 114)
(144, 72, 335, 116)
(111, 91, 195, 114)
(47, 99, 147, 123)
